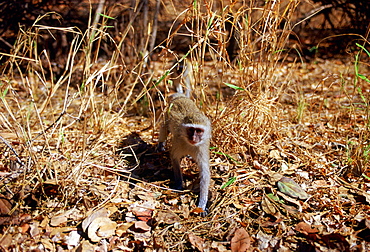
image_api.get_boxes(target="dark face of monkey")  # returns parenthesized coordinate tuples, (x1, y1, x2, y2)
(186, 126, 204, 145)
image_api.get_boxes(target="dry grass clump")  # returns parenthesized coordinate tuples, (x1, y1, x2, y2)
(214, 93, 277, 155)
(0, 10, 128, 209)
(200, 0, 300, 157)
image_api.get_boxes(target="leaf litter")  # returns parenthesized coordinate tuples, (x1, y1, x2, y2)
(0, 58, 369, 251)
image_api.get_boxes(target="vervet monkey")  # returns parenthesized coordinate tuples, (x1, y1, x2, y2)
(158, 60, 211, 215)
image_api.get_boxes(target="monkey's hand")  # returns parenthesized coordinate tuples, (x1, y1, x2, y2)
(197, 196, 208, 217)
(199, 209, 208, 217)
(156, 142, 165, 152)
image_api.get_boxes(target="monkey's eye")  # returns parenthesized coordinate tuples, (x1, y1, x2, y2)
(195, 128, 203, 134)
(187, 127, 194, 135)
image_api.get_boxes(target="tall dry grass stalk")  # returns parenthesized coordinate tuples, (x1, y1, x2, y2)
(163, 0, 300, 158)
(0, 9, 132, 207)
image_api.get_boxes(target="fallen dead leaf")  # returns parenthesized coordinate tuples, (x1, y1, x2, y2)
(269, 172, 284, 184)
(277, 177, 309, 200)
(295, 222, 319, 235)
(155, 210, 181, 225)
(134, 221, 151, 232)
(50, 226, 77, 237)
(269, 149, 283, 161)
(188, 233, 206, 252)
(0, 233, 12, 250)
(50, 214, 68, 227)
(0, 196, 12, 215)
(365, 218, 370, 229)
(210, 240, 228, 252)
(40, 238, 54, 251)
(29, 221, 40, 237)
(82, 208, 109, 232)
(231, 227, 251, 252)
(256, 231, 274, 250)
(132, 208, 153, 222)
(311, 179, 328, 187)
(261, 194, 278, 215)
(277, 191, 302, 213)
(191, 207, 207, 215)
(40, 216, 49, 229)
(65, 230, 81, 249)
(116, 222, 134, 236)
(20, 223, 30, 234)
(76, 240, 96, 252)
(87, 216, 117, 242)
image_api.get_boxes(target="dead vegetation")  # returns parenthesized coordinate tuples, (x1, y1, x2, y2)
(0, 0, 370, 251)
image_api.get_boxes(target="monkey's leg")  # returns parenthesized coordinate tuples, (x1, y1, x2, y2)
(171, 157, 184, 190)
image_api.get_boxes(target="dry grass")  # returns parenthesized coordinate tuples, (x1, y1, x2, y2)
(0, 0, 370, 251)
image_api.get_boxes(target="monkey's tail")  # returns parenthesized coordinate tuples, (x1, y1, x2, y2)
(173, 59, 193, 98)
(182, 60, 192, 98)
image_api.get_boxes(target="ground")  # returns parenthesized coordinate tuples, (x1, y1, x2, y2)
(0, 1, 370, 251)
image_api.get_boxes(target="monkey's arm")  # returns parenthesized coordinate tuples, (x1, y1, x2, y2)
(196, 150, 210, 215)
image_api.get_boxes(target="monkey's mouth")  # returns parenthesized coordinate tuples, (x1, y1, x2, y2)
(189, 140, 197, 145)
(189, 140, 203, 146)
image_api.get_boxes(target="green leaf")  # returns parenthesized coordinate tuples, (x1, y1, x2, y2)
(357, 87, 367, 103)
(1, 86, 9, 98)
(273, 49, 286, 54)
(224, 82, 245, 91)
(99, 13, 115, 20)
(154, 70, 170, 87)
(358, 73, 370, 83)
(213, 151, 237, 162)
(309, 46, 318, 53)
(363, 174, 370, 180)
(356, 43, 370, 58)
(221, 177, 236, 189)
(207, 12, 216, 30)
(267, 193, 284, 203)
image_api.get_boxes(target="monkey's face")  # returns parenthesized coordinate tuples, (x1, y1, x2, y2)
(185, 126, 205, 145)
